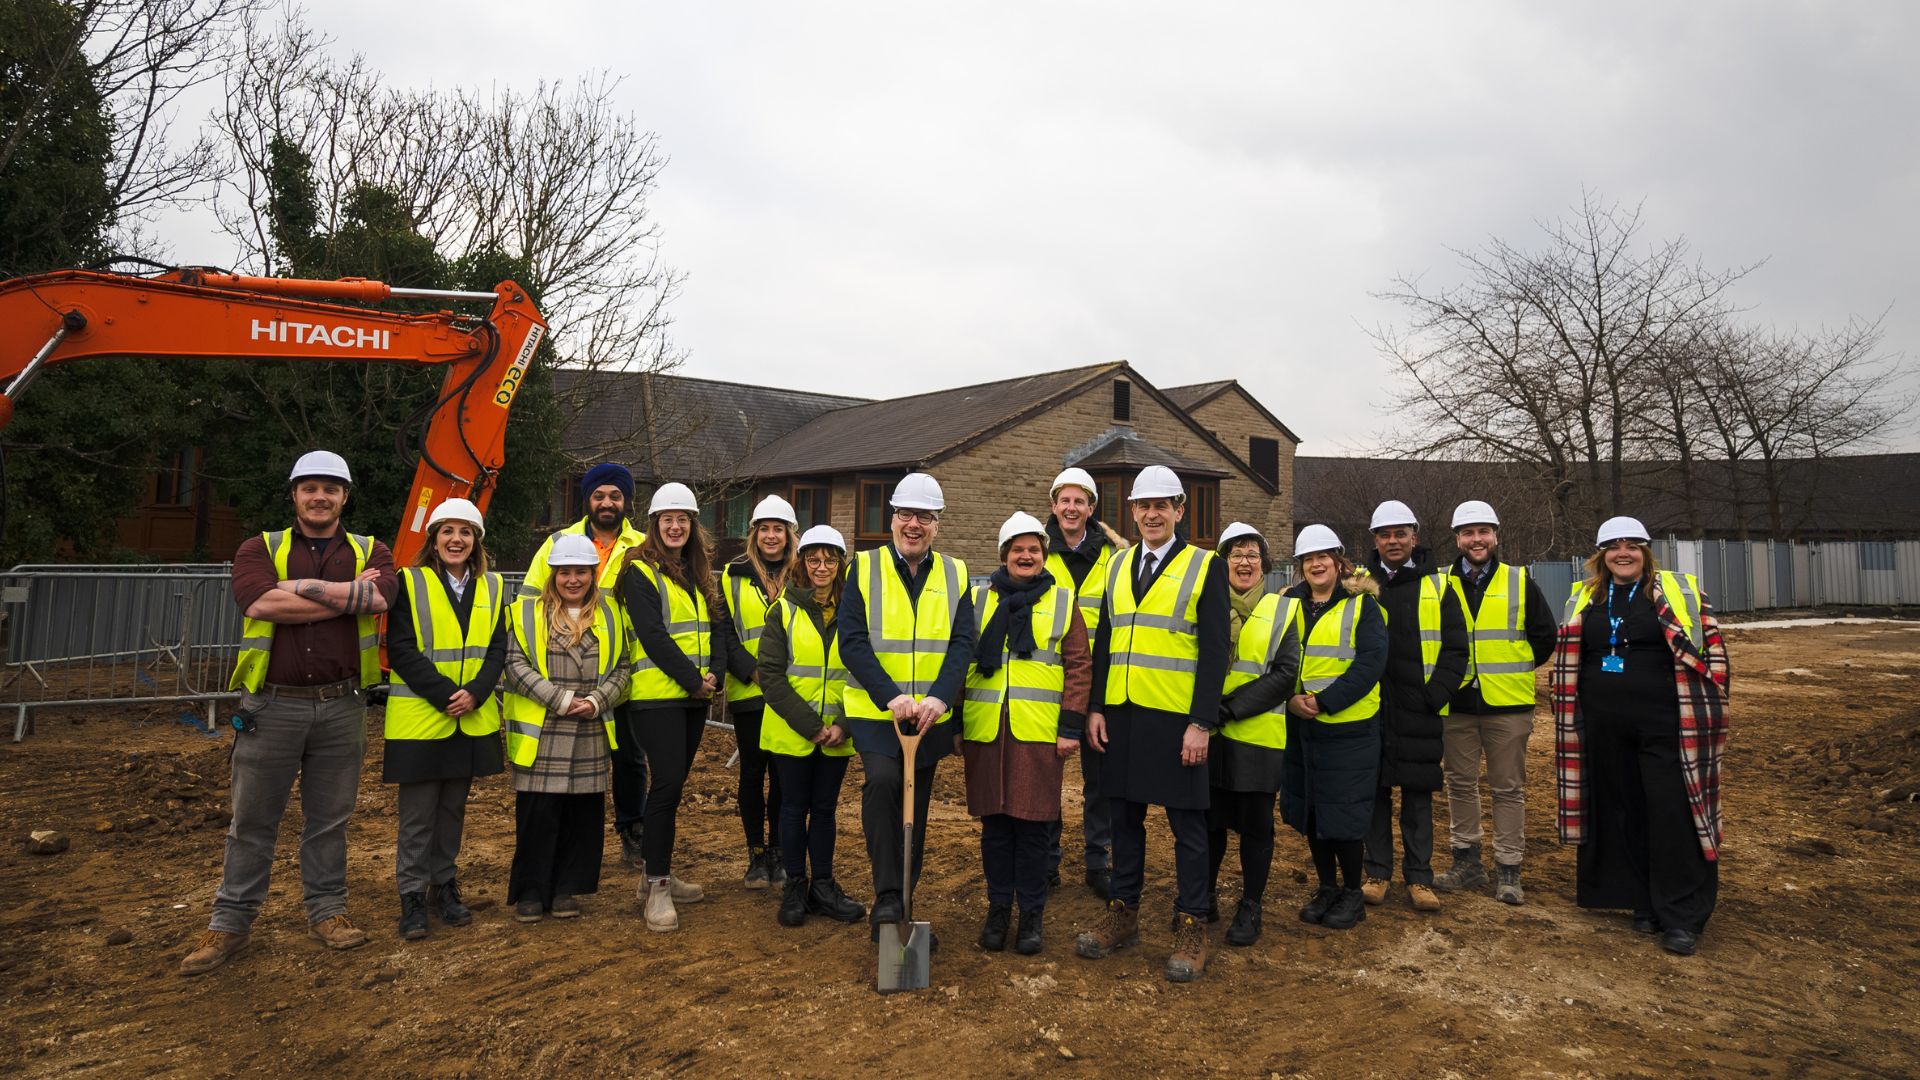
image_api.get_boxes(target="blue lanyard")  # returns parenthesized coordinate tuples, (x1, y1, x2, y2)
(1605, 579, 1640, 655)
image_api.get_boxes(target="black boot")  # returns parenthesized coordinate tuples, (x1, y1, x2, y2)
(429, 879, 473, 927)
(978, 904, 1013, 951)
(1014, 907, 1044, 955)
(398, 891, 429, 941)
(744, 846, 772, 890)
(807, 877, 867, 923)
(1299, 885, 1339, 924)
(777, 876, 809, 927)
(1321, 888, 1367, 930)
(619, 825, 645, 871)
(767, 845, 788, 887)
(868, 891, 903, 942)
(1084, 867, 1110, 901)
(1226, 898, 1262, 947)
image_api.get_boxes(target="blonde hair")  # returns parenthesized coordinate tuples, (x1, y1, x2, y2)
(540, 567, 600, 647)
(744, 521, 796, 599)
(416, 521, 490, 576)
(1581, 542, 1662, 597)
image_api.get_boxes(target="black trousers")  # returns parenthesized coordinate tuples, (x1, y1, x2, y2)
(774, 751, 849, 881)
(509, 791, 604, 908)
(859, 751, 935, 901)
(1047, 741, 1110, 875)
(630, 703, 706, 877)
(610, 712, 651, 839)
(733, 707, 782, 849)
(1577, 702, 1719, 933)
(1364, 787, 1435, 885)
(1207, 788, 1277, 906)
(982, 814, 1052, 911)
(1109, 797, 1211, 917)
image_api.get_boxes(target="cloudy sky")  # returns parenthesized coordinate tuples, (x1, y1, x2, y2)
(163, 2, 1919, 453)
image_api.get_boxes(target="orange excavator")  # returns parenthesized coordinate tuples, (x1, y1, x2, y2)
(0, 266, 547, 566)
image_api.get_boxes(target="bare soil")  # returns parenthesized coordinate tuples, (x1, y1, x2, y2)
(3, 622, 1918, 1079)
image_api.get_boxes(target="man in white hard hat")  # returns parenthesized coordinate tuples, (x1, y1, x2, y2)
(838, 472, 975, 946)
(1435, 500, 1555, 905)
(1358, 501, 1469, 913)
(183, 451, 399, 975)
(714, 493, 799, 889)
(1042, 466, 1128, 898)
(1075, 465, 1231, 983)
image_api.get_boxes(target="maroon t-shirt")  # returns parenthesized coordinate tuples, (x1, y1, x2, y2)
(232, 529, 400, 686)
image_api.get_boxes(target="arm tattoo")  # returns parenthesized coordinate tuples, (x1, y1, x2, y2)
(299, 580, 329, 604)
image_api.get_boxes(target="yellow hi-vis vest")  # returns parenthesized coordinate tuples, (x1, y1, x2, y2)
(963, 583, 1074, 744)
(760, 599, 853, 758)
(385, 568, 504, 740)
(724, 568, 775, 704)
(1045, 540, 1113, 637)
(1562, 571, 1703, 650)
(502, 596, 623, 768)
(1103, 544, 1213, 714)
(1447, 563, 1537, 709)
(1297, 593, 1381, 724)
(843, 549, 968, 721)
(518, 517, 645, 598)
(1220, 592, 1297, 749)
(1415, 572, 1468, 717)
(627, 559, 712, 702)
(231, 529, 381, 693)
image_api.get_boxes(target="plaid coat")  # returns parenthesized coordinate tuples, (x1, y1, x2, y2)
(1549, 575, 1731, 861)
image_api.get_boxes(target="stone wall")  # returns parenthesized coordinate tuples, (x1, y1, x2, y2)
(1185, 388, 1299, 548)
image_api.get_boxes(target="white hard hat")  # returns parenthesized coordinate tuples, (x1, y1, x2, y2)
(1451, 500, 1500, 529)
(1050, 467, 1098, 504)
(289, 450, 351, 484)
(426, 498, 485, 538)
(797, 524, 847, 553)
(547, 533, 599, 567)
(648, 482, 699, 516)
(891, 472, 945, 511)
(1596, 516, 1652, 546)
(1370, 500, 1418, 531)
(1128, 465, 1184, 501)
(997, 511, 1047, 551)
(750, 494, 798, 527)
(1293, 523, 1342, 558)
(1216, 521, 1264, 554)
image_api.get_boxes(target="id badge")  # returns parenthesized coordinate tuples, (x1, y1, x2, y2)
(1600, 654, 1626, 674)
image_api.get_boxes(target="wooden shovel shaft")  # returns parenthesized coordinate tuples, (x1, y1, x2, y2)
(896, 719, 922, 924)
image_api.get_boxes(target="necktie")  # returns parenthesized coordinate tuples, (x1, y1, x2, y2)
(1137, 551, 1157, 598)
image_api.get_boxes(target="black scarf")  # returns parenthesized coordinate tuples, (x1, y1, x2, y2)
(974, 567, 1055, 677)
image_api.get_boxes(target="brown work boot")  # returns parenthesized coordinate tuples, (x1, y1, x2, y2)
(308, 914, 369, 950)
(1164, 912, 1212, 983)
(177, 929, 250, 976)
(1074, 899, 1139, 960)
(1408, 884, 1442, 912)
(1361, 878, 1391, 906)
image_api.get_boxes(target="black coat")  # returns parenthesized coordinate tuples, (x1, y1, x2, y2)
(382, 569, 508, 784)
(1363, 550, 1469, 792)
(1278, 577, 1386, 840)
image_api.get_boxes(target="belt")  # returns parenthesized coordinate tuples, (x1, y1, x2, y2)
(264, 679, 360, 701)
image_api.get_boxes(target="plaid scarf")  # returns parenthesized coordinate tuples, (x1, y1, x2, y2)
(1549, 575, 1732, 861)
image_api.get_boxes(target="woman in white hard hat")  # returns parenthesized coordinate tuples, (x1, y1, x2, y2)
(715, 494, 798, 890)
(1281, 524, 1388, 931)
(756, 525, 867, 928)
(384, 499, 508, 941)
(618, 481, 720, 931)
(1206, 522, 1301, 947)
(502, 533, 631, 922)
(961, 512, 1092, 955)
(1551, 517, 1729, 957)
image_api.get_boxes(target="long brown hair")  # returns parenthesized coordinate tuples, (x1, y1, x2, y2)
(795, 544, 847, 614)
(743, 521, 796, 599)
(629, 512, 719, 608)
(539, 569, 600, 647)
(415, 521, 490, 576)
(1581, 542, 1663, 598)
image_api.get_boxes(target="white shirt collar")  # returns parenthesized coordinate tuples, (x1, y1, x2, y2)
(1142, 536, 1177, 565)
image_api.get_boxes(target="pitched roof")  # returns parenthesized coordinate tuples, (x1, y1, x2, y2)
(1069, 431, 1230, 476)
(1162, 381, 1235, 411)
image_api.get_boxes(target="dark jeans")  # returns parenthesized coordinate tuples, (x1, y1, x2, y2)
(1108, 797, 1210, 917)
(1364, 787, 1435, 885)
(509, 791, 604, 908)
(1047, 741, 1111, 875)
(774, 751, 849, 881)
(982, 814, 1052, 911)
(733, 707, 781, 849)
(860, 751, 935, 901)
(1207, 788, 1277, 906)
(630, 703, 705, 877)
(610, 709, 651, 839)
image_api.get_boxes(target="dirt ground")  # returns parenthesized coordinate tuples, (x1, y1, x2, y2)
(2, 619, 1917, 1079)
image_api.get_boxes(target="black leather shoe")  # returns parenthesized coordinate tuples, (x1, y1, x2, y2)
(1299, 885, 1339, 924)
(1321, 888, 1367, 930)
(744, 846, 772, 890)
(979, 904, 1013, 951)
(807, 878, 867, 923)
(767, 845, 788, 887)
(777, 876, 809, 927)
(1632, 911, 1659, 935)
(1015, 908, 1043, 955)
(868, 891, 903, 942)
(429, 880, 473, 927)
(1225, 899, 1262, 947)
(398, 892, 429, 940)
(1085, 868, 1111, 901)
(1660, 928, 1698, 956)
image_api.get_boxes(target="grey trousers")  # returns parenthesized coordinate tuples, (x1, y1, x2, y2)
(209, 689, 366, 933)
(1048, 741, 1112, 874)
(395, 777, 473, 894)
(1364, 786, 1434, 885)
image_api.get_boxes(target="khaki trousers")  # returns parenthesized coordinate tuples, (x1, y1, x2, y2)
(1441, 710, 1532, 866)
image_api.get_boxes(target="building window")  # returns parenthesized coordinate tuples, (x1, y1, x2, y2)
(857, 478, 894, 540)
(1112, 380, 1131, 422)
(153, 449, 198, 507)
(790, 482, 831, 530)
(1094, 473, 1131, 541)
(1186, 479, 1220, 548)
(724, 491, 752, 538)
(1248, 436, 1278, 486)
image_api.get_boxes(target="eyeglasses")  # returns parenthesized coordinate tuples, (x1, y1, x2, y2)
(893, 509, 938, 525)
(1226, 553, 1264, 564)
(803, 553, 840, 568)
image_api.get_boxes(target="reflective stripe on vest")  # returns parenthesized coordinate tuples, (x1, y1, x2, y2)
(1297, 593, 1380, 723)
(1563, 570, 1703, 651)
(725, 569, 775, 703)
(1449, 563, 1536, 708)
(963, 584, 1073, 744)
(385, 568, 504, 740)
(843, 549, 968, 720)
(501, 596, 623, 768)
(1416, 572, 1466, 718)
(1103, 544, 1212, 713)
(760, 600, 854, 758)
(628, 559, 712, 702)
(230, 529, 381, 693)
(1045, 542, 1111, 637)
(1220, 592, 1296, 749)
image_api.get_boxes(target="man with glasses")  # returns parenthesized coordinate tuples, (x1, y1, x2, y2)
(837, 473, 975, 947)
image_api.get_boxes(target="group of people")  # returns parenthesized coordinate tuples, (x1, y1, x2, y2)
(176, 450, 1731, 981)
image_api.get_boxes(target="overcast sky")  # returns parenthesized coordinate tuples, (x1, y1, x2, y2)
(161, 1, 1920, 453)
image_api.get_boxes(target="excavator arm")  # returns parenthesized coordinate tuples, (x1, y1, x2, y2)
(0, 268, 548, 566)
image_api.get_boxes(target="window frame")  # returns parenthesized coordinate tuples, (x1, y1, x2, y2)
(855, 476, 897, 541)
(789, 481, 832, 531)
(1112, 379, 1132, 422)
(1248, 436, 1279, 487)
